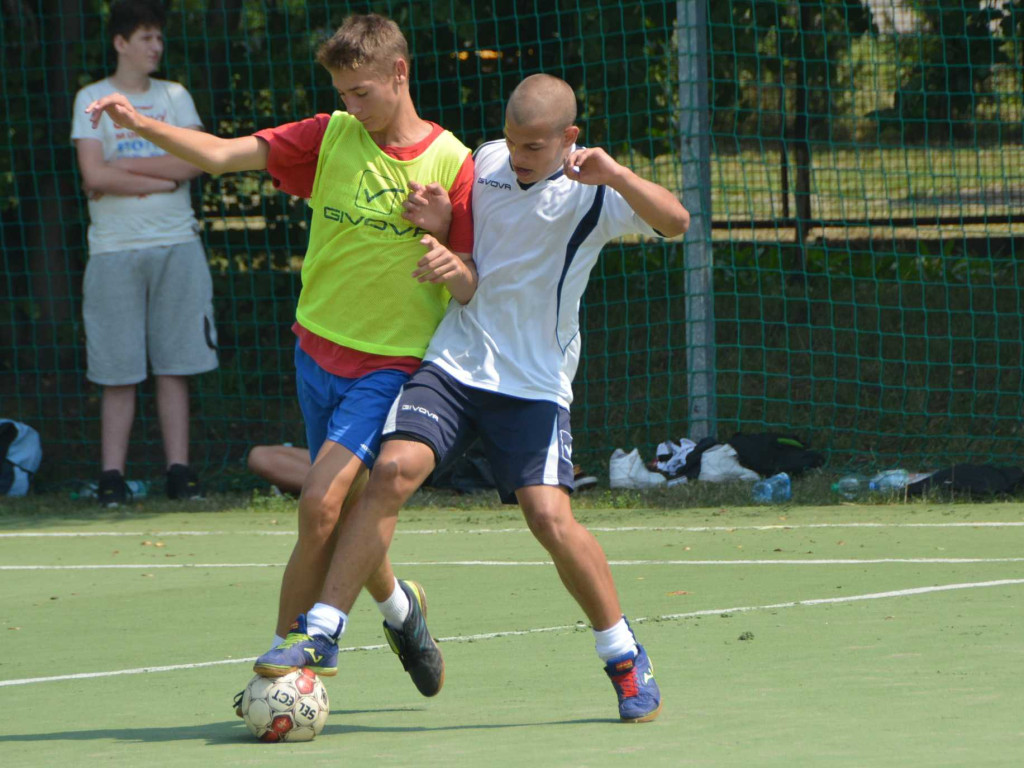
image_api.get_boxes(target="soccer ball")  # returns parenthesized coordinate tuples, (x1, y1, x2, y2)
(240, 669, 330, 743)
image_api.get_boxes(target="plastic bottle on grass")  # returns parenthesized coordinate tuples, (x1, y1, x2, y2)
(126, 480, 150, 499)
(70, 480, 150, 500)
(870, 469, 910, 492)
(752, 472, 791, 504)
(833, 469, 911, 500)
(832, 474, 869, 500)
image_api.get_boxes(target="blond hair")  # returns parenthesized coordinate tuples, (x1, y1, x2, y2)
(315, 14, 410, 74)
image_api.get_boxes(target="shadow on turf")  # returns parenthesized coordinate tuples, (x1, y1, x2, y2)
(0, 722, 253, 746)
(0, 493, 257, 529)
(0, 709, 614, 745)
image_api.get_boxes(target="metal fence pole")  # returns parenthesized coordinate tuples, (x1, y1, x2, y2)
(677, 0, 716, 441)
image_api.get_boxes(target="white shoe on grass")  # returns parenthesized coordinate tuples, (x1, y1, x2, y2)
(609, 448, 666, 490)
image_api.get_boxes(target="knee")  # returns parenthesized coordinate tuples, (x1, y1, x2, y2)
(369, 455, 424, 500)
(297, 486, 342, 545)
(247, 446, 269, 477)
(524, 505, 573, 549)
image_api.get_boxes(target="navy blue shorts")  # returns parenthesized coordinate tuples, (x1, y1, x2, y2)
(382, 363, 575, 503)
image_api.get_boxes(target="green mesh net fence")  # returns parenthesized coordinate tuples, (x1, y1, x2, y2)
(2, 1, 1022, 491)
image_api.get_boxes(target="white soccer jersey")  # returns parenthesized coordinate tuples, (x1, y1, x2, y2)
(71, 78, 203, 255)
(424, 139, 662, 409)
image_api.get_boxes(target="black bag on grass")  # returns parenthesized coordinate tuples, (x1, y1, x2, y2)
(907, 464, 1024, 497)
(728, 432, 825, 478)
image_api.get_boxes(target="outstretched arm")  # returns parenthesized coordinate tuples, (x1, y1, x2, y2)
(85, 93, 268, 175)
(564, 148, 690, 238)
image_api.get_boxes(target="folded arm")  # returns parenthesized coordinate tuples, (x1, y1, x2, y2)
(75, 139, 177, 196)
(110, 151, 205, 182)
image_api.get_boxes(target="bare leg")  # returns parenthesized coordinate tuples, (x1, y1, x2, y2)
(155, 374, 189, 467)
(516, 485, 622, 631)
(317, 439, 436, 614)
(100, 384, 135, 473)
(275, 442, 404, 636)
(247, 445, 311, 495)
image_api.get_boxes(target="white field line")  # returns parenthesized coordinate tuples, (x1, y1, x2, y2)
(4, 555, 1024, 572)
(2, 577, 1022, 688)
(2, 521, 1023, 539)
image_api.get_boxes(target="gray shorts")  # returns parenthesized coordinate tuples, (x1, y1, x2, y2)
(83, 240, 219, 386)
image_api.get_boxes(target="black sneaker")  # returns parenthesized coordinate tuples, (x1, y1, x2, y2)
(97, 469, 130, 507)
(166, 464, 203, 500)
(383, 580, 445, 697)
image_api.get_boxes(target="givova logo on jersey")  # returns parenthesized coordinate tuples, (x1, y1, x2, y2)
(477, 176, 512, 191)
(320, 170, 426, 238)
(401, 404, 440, 422)
(355, 170, 405, 215)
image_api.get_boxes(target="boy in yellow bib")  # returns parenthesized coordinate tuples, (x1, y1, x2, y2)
(87, 13, 475, 701)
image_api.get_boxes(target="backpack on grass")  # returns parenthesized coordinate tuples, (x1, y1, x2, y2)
(0, 419, 43, 497)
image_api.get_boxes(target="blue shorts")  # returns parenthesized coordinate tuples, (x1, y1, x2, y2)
(383, 363, 575, 503)
(294, 342, 410, 467)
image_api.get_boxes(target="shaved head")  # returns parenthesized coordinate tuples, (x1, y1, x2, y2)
(506, 74, 577, 133)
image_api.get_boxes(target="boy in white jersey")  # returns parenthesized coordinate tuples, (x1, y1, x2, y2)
(256, 74, 690, 722)
(86, 14, 476, 705)
(71, 0, 216, 507)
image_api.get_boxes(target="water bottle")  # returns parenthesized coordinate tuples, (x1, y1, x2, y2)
(869, 469, 910, 493)
(70, 479, 149, 500)
(126, 480, 150, 499)
(752, 472, 791, 503)
(833, 469, 913, 500)
(832, 473, 869, 500)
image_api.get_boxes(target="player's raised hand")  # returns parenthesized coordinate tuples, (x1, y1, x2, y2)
(402, 181, 452, 242)
(563, 147, 624, 186)
(85, 93, 145, 131)
(412, 234, 467, 284)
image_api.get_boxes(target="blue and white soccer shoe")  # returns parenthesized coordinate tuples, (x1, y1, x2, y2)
(603, 644, 662, 722)
(253, 614, 339, 678)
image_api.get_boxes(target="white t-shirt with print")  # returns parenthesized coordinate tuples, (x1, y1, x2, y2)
(71, 78, 203, 254)
(424, 140, 662, 409)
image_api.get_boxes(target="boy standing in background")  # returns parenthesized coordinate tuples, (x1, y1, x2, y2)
(72, 0, 215, 506)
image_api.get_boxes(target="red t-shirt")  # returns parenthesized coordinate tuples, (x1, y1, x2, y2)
(254, 115, 475, 377)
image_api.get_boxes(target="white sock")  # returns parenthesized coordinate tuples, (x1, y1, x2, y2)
(306, 602, 347, 640)
(593, 617, 639, 662)
(375, 578, 411, 630)
(267, 633, 285, 653)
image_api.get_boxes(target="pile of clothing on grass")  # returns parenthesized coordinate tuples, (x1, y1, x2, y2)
(609, 432, 825, 490)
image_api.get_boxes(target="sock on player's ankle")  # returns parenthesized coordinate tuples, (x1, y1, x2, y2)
(307, 603, 347, 640)
(267, 633, 285, 653)
(375, 578, 411, 630)
(593, 617, 639, 661)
